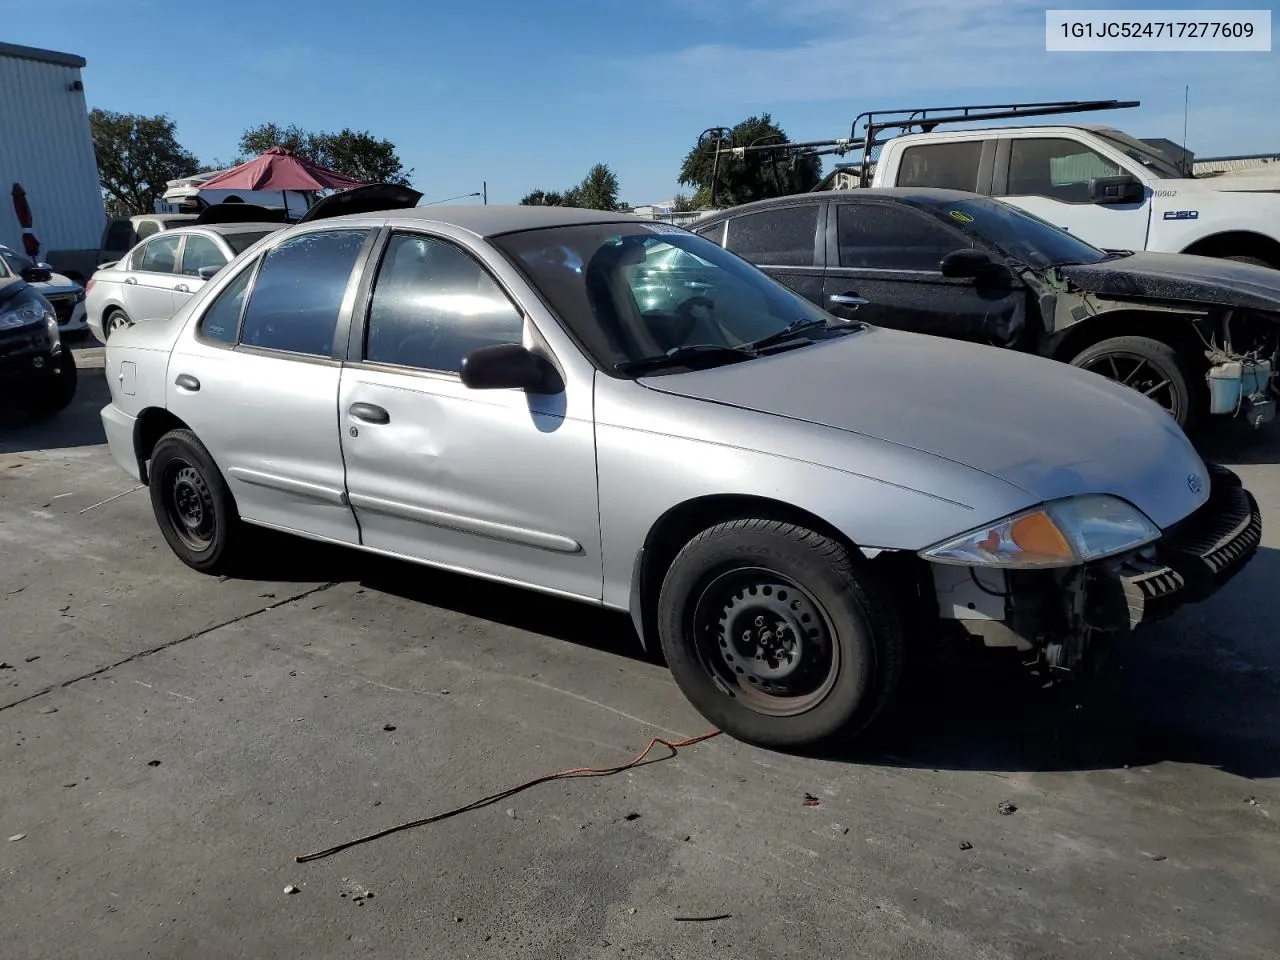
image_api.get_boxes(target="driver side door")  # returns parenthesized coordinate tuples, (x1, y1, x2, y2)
(822, 200, 1025, 347)
(337, 229, 603, 600)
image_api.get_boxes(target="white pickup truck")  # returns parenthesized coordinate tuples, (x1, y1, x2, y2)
(866, 124, 1280, 268)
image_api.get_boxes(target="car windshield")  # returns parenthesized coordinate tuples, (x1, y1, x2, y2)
(492, 223, 837, 375)
(1092, 131, 1185, 179)
(0, 247, 33, 274)
(916, 196, 1111, 268)
(225, 230, 274, 255)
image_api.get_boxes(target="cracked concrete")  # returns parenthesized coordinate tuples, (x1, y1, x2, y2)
(2, 370, 1280, 959)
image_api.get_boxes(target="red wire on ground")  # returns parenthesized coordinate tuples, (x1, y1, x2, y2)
(295, 729, 722, 863)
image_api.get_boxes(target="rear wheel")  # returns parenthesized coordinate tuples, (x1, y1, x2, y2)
(104, 309, 131, 340)
(1070, 335, 1198, 429)
(148, 429, 241, 574)
(24, 348, 77, 418)
(657, 519, 904, 749)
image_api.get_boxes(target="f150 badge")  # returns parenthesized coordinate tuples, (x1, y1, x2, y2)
(1163, 210, 1199, 220)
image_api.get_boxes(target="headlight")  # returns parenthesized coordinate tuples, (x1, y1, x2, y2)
(920, 495, 1161, 568)
(0, 301, 46, 331)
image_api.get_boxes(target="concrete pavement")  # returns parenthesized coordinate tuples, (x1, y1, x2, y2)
(2, 365, 1279, 959)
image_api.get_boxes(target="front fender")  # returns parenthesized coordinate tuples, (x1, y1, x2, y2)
(594, 377, 1035, 614)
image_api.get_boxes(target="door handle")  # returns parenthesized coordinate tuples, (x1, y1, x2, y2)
(175, 284, 190, 293)
(829, 293, 868, 307)
(349, 402, 390, 425)
(123, 277, 137, 285)
(174, 374, 200, 392)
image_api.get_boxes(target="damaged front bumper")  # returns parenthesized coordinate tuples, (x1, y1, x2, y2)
(934, 465, 1261, 672)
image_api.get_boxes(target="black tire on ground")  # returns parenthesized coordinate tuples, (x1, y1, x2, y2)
(1069, 335, 1198, 430)
(148, 428, 242, 575)
(1222, 254, 1273, 269)
(24, 347, 78, 418)
(104, 309, 131, 340)
(656, 519, 905, 749)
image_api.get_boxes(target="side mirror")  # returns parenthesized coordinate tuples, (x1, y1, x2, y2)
(197, 264, 222, 280)
(1088, 175, 1144, 205)
(460, 343, 564, 394)
(20, 265, 53, 283)
(939, 248, 995, 279)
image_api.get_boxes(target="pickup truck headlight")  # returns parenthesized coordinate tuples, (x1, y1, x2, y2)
(920, 495, 1161, 568)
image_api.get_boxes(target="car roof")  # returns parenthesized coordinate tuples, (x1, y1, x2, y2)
(185, 222, 284, 236)
(692, 188, 983, 223)
(133, 213, 198, 224)
(315, 204, 647, 238)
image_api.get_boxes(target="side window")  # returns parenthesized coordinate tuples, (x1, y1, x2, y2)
(692, 221, 725, 247)
(365, 233, 524, 374)
(836, 203, 968, 271)
(135, 234, 181, 274)
(197, 263, 254, 344)
(239, 229, 369, 357)
(135, 220, 160, 241)
(724, 206, 819, 267)
(180, 234, 228, 277)
(1007, 138, 1123, 203)
(896, 141, 985, 191)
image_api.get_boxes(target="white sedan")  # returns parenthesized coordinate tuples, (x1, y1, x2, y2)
(0, 245, 87, 336)
(85, 222, 281, 343)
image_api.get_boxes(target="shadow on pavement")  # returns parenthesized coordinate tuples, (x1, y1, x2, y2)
(240, 524, 1280, 779)
(0, 367, 109, 454)
(1196, 419, 1280, 466)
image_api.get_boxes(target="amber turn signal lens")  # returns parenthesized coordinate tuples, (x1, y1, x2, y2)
(1009, 512, 1073, 561)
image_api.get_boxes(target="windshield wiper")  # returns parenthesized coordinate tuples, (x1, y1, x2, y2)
(741, 317, 834, 352)
(614, 343, 754, 375)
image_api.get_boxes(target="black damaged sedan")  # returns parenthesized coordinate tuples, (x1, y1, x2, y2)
(690, 188, 1280, 432)
(0, 256, 77, 418)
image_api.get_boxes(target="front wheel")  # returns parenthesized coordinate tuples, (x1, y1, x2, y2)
(24, 348, 77, 418)
(657, 519, 904, 749)
(148, 428, 242, 574)
(1070, 335, 1198, 429)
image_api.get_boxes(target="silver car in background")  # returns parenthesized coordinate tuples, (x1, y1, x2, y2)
(98, 198, 1261, 749)
(85, 222, 281, 342)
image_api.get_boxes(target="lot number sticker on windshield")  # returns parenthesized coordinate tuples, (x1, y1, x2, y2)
(948, 210, 975, 224)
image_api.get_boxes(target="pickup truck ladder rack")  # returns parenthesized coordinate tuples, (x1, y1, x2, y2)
(701, 99, 1141, 199)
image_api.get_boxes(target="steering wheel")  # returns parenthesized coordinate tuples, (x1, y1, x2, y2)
(657, 295, 714, 349)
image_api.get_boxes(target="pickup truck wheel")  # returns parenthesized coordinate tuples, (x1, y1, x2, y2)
(24, 348, 78, 418)
(657, 519, 904, 749)
(149, 429, 241, 575)
(1070, 335, 1197, 429)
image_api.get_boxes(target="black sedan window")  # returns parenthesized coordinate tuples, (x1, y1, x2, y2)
(724, 205, 819, 266)
(915, 196, 1109, 268)
(837, 203, 971, 271)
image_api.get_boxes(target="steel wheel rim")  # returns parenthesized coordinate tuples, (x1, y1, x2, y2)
(1081, 351, 1180, 419)
(690, 566, 841, 717)
(161, 458, 216, 551)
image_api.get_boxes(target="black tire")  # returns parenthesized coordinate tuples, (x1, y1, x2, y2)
(1069, 335, 1199, 430)
(148, 429, 241, 574)
(103, 309, 131, 340)
(657, 519, 905, 749)
(24, 348, 78, 418)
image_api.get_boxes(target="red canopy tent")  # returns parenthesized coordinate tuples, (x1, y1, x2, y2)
(196, 147, 367, 216)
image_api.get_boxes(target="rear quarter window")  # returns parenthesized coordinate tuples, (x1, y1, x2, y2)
(724, 205, 819, 267)
(896, 141, 985, 191)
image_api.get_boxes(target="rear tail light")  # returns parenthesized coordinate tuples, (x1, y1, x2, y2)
(85, 278, 95, 293)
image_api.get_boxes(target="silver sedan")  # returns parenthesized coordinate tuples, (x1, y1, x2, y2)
(85, 222, 280, 342)
(97, 198, 1261, 748)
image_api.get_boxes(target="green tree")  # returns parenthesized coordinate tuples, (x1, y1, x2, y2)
(238, 123, 413, 185)
(678, 114, 821, 207)
(671, 193, 696, 212)
(89, 109, 200, 215)
(576, 163, 620, 211)
(520, 189, 569, 206)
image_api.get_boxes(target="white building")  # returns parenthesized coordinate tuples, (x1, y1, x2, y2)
(0, 42, 105, 279)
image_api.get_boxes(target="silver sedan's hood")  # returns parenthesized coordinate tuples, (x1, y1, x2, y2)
(640, 326, 1209, 529)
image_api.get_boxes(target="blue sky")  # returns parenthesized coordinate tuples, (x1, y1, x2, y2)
(4, 0, 1276, 205)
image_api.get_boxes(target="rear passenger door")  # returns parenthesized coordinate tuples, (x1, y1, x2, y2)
(823, 200, 1023, 345)
(124, 234, 185, 321)
(719, 202, 825, 305)
(337, 229, 602, 600)
(167, 227, 375, 544)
